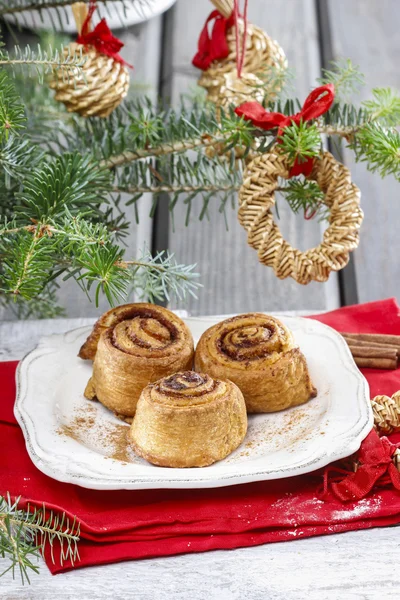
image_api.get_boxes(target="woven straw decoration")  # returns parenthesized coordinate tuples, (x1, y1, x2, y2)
(198, 20, 287, 108)
(50, 43, 129, 117)
(49, 2, 130, 118)
(238, 150, 363, 284)
(371, 391, 400, 435)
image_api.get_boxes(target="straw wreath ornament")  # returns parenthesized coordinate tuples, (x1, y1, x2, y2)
(235, 83, 364, 284)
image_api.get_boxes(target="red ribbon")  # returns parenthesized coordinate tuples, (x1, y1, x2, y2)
(77, 2, 132, 68)
(192, 10, 235, 71)
(322, 430, 400, 502)
(235, 83, 335, 177)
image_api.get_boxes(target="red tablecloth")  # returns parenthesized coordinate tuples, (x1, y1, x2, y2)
(1, 298, 400, 574)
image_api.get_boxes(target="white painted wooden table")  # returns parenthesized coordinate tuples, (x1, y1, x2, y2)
(1, 318, 400, 600)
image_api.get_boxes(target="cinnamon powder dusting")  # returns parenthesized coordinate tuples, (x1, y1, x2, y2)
(56, 403, 136, 464)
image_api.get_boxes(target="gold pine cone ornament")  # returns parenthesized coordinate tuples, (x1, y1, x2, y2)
(50, 2, 130, 117)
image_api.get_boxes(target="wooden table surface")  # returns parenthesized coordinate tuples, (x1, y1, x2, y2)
(2, 1, 400, 598)
(1, 317, 400, 600)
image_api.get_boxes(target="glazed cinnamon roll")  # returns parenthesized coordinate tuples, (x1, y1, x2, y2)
(79, 304, 194, 418)
(129, 371, 247, 467)
(195, 314, 317, 413)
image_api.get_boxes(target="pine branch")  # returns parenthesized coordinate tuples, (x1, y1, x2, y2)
(0, 45, 85, 83)
(15, 152, 111, 222)
(278, 121, 321, 165)
(349, 121, 400, 180)
(317, 58, 365, 100)
(278, 178, 328, 220)
(114, 183, 241, 195)
(0, 71, 26, 140)
(121, 247, 201, 304)
(0, 494, 80, 585)
(362, 87, 400, 126)
(0, 212, 202, 308)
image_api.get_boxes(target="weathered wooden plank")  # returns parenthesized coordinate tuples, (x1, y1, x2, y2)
(327, 0, 400, 305)
(165, 0, 340, 316)
(1, 526, 399, 599)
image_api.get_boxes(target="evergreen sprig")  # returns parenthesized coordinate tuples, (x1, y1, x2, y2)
(0, 71, 26, 140)
(279, 178, 327, 220)
(362, 87, 400, 126)
(318, 58, 365, 100)
(0, 494, 80, 584)
(278, 121, 321, 165)
(0, 44, 85, 83)
(349, 121, 400, 180)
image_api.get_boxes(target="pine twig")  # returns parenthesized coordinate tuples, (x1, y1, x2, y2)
(113, 183, 241, 195)
(0, 494, 80, 585)
(101, 136, 229, 169)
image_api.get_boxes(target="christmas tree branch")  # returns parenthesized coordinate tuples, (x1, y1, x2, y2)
(113, 183, 241, 195)
(0, 494, 80, 585)
(0, 46, 85, 83)
(100, 136, 227, 169)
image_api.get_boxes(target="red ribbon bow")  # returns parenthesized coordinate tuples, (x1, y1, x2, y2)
(322, 430, 400, 502)
(192, 10, 235, 71)
(235, 83, 335, 177)
(77, 2, 132, 68)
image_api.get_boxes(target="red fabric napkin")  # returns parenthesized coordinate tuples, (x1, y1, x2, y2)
(1, 298, 400, 575)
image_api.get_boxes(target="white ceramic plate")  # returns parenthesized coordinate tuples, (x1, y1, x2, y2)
(15, 315, 372, 490)
(4, 1, 176, 32)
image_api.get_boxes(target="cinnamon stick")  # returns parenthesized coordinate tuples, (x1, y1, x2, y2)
(341, 332, 400, 353)
(353, 357, 398, 370)
(347, 345, 397, 361)
(341, 336, 399, 353)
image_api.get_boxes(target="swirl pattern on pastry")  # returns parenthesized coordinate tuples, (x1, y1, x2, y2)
(129, 371, 247, 468)
(195, 313, 317, 413)
(80, 304, 194, 418)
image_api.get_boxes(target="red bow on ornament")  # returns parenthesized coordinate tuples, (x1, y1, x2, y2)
(235, 83, 335, 177)
(77, 2, 132, 68)
(322, 430, 400, 502)
(192, 10, 235, 70)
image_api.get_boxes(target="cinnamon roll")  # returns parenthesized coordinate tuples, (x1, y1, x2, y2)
(129, 371, 247, 468)
(79, 304, 194, 418)
(195, 314, 317, 413)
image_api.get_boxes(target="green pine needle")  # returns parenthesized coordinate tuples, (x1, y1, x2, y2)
(0, 494, 80, 585)
(279, 178, 328, 220)
(350, 121, 400, 180)
(318, 58, 365, 100)
(278, 121, 321, 166)
(0, 71, 26, 140)
(362, 87, 400, 126)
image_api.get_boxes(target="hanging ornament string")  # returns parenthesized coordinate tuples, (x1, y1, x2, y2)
(233, 0, 249, 79)
(235, 83, 335, 177)
(76, 0, 133, 68)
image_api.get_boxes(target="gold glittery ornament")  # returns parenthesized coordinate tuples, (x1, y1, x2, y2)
(49, 3, 130, 118)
